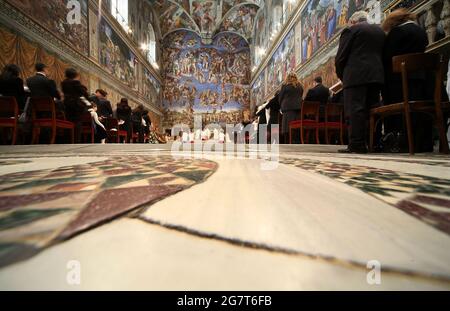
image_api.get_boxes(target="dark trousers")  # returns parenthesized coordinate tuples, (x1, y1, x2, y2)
(344, 84, 381, 148)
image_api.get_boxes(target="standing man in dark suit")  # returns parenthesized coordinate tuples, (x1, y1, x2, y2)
(335, 11, 385, 153)
(304, 76, 330, 120)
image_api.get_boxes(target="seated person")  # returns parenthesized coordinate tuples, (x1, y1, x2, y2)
(27, 63, 64, 115)
(0, 64, 26, 110)
(89, 103, 107, 144)
(304, 77, 330, 121)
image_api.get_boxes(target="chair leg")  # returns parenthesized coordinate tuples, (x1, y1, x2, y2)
(289, 127, 292, 144)
(300, 127, 304, 144)
(315, 128, 320, 144)
(11, 126, 17, 145)
(50, 126, 56, 144)
(369, 115, 375, 152)
(71, 128, 75, 144)
(340, 127, 344, 145)
(404, 112, 414, 155)
(32, 127, 39, 144)
(325, 128, 330, 145)
(435, 110, 450, 154)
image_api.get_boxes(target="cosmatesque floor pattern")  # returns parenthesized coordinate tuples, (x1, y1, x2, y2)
(0, 155, 217, 268)
(0, 144, 449, 290)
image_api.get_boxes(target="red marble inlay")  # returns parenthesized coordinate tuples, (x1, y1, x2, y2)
(59, 185, 186, 239)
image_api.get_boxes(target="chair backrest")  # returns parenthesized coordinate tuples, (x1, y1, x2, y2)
(0, 96, 19, 119)
(30, 97, 55, 121)
(325, 104, 343, 123)
(80, 112, 93, 127)
(106, 117, 119, 131)
(301, 101, 320, 122)
(392, 53, 440, 74)
(392, 53, 444, 111)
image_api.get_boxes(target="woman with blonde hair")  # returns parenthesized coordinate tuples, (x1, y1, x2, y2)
(278, 72, 303, 143)
(381, 8, 432, 152)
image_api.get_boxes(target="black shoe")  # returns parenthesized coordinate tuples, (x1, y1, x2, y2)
(338, 146, 368, 154)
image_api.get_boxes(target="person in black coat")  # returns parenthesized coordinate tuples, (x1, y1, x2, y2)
(116, 98, 132, 142)
(335, 11, 385, 153)
(132, 104, 145, 143)
(381, 9, 433, 152)
(278, 73, 303, 144)
(0, 64, 26, 111)
(26, 63, 61, 100)
(61, 68, 89, 143)
(90, 89, 113, 119)
(304, 76, 330, 120)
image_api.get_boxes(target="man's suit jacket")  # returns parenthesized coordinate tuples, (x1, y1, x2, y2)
(278, 84, 303, 112)
(304, 84, 330, 106)
(26, 74, 61, 100)
(335, 22, 385, 88)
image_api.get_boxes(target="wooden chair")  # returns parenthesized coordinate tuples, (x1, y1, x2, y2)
(130, 123, 140, 143)
(31, 97, 74, 144)
(319, 104, 345, 145)
(0, 97, 19, 145)
(369, 53, 450, 155)
(106, 118, 127, 143)
(289, 101, 320, 144)
(80, 112, 94, 143)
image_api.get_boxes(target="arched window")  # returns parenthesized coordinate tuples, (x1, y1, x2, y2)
(141, 23, 157, 65)
(111, 0, 130, 33)
(147, 23, 157, 64)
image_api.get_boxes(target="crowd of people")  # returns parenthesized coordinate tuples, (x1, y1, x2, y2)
(256, 9, 449, 153)
(0, 63, 165, 144)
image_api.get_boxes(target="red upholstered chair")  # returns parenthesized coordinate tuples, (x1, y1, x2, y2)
(0, 97, 19, 145)
(31, 97, 74, 144)
(130, 123, 140, 144)
(369, 53, 450, 154)
(80, 112, 94, 143)
(319, 104, 345, 145)
(289, 101, 320, 144)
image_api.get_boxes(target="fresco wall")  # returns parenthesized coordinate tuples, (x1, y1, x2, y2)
(162, 30, 251, 129)
(266, 28, 296, 95)
(300, 0, 383, 63)
(99, 17, 138, 91)
(5, 0, 89, 55)
(251, 70, 265, 113)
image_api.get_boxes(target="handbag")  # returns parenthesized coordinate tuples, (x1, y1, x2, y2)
(18, 97, 31, 123)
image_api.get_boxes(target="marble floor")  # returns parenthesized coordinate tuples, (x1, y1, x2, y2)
(0, 144, 449, 290)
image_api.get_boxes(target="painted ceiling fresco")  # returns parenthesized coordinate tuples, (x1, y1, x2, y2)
(151, 0, 262, 41)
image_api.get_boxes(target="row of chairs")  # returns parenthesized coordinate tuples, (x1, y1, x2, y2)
(289, 53, 450, 154)
(289, 102, 346, 145)
(0, 96, 142, 144)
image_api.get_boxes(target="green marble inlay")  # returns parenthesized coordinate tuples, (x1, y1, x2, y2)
(102, 174, 159, 189)
(0, 208, 70, 231)
(174, 170, 211, 182)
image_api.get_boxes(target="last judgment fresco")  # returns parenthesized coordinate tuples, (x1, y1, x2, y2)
(162, 30, 251, 129)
